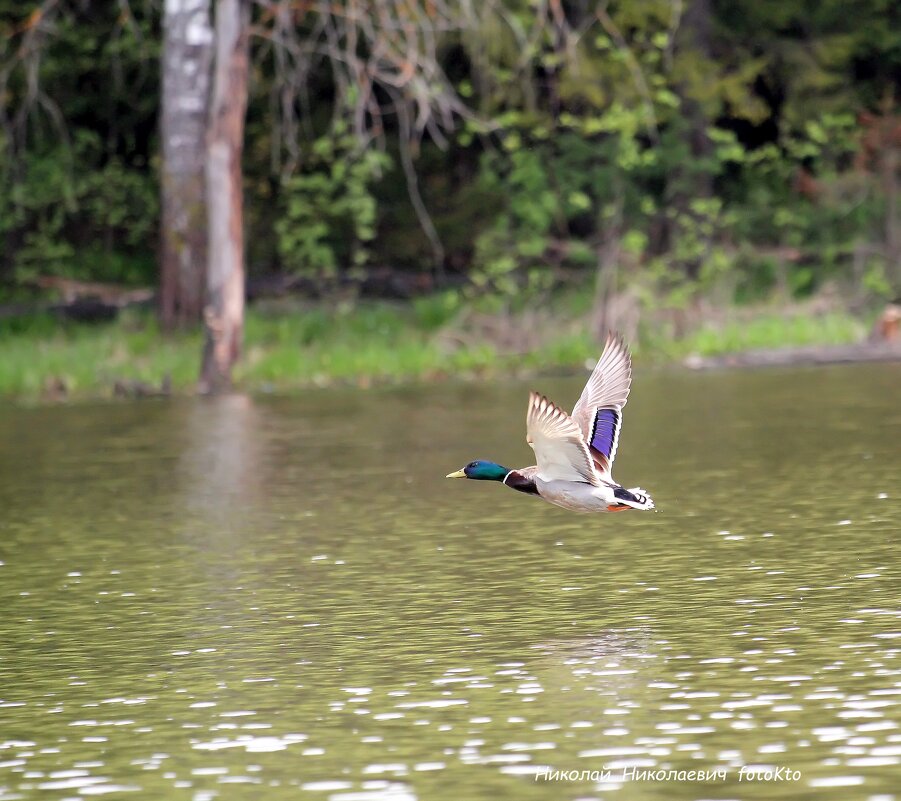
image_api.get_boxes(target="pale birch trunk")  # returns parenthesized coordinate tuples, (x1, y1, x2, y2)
(199, 0, 250, 394)
(160, 0, 213, 329)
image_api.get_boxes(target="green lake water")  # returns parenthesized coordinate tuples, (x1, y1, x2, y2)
(1, 364, 899, 800)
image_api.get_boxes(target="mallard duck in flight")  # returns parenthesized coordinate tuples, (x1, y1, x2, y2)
(446, 333, 655, 513)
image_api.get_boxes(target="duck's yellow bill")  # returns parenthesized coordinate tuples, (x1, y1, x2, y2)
(446, 469, 466, 478)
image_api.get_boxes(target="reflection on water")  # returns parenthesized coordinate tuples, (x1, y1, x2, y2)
(0, 364, 899, 800)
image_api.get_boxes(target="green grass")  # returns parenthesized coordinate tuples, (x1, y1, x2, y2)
(0, 297, 871, 402)
(0, 313, 203, 399)
(644, 311, 867, 362)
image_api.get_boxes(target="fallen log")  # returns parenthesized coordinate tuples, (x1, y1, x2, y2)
(29, 276, 155, 306)
(0, 296, 155, 323)
(0, 278, 155, 323)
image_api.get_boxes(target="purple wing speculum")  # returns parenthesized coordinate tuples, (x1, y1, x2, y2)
(589, 408, 620, 461)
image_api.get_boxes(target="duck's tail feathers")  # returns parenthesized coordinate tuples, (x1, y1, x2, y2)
(612, 486, 656, 511)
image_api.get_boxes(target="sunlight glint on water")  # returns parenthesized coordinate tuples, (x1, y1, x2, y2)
(0, 364, 899, 800)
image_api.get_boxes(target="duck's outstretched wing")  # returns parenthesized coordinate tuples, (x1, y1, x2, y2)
(526, 392, 599, 486)
(570, 333, 633, 478)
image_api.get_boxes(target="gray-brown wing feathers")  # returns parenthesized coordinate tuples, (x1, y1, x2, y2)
(571, 333, 632, 433)
(570, 333, 632, 476)
(526, 392, 599, 486)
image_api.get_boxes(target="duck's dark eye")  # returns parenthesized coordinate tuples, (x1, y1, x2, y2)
(467, 461, 477, 468)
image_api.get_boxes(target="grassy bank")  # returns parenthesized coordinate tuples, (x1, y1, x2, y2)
(0, 293, 870, 402)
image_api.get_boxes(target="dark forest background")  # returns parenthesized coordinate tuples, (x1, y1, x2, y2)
(2, 1, 900, 354)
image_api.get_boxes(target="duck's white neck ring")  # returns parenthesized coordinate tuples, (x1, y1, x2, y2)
(502, 471, 514, 485)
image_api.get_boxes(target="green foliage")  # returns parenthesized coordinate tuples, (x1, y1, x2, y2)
(0, 0, 159, 291)
(412, 290, 463, 330)
(0, 133, 158, 284)
(2, 0, 900, 312)
(469, 117, 654, 297)
(275, 133, 391, 277)
(725, 113, 889, 299)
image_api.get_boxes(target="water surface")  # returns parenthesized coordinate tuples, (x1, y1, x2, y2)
(1, 364, 899, 800)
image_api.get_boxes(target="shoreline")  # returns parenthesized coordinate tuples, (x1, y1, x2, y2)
(0, 300, 890, 403)
(5, 341, 897, 405)
(684, 341, 901, 370)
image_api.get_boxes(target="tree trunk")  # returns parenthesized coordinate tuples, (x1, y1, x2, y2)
(160, 0, 213, 329)
(677, 0, 714, 171)
(670, 0, 715, 280)
(884, 131, 900, 291)
(199, 0, 250, 394)
(591, 195, 624, 342)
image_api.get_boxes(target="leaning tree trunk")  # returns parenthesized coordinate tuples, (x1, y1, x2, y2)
(670, 0, 715, 281)
(592, 195, 623, 342)
(883, 125, 901, 291)
(160, 0, 213, 329)
(199, 0, 250, 394)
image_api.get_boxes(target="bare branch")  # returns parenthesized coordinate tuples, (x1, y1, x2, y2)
(0, 0, 68, 176)
(391, 87, 444, 272)
(596, 2, 660, 144)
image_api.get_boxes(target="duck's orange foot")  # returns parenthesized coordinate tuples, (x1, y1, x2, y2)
(606, 503, 632, 512)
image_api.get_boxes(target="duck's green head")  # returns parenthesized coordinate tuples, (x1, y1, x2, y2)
(446, 460, 510, 481)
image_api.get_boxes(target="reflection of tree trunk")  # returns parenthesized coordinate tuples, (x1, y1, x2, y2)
(200, 0, 250, 394)
(179, 394, 263, 522)
(160, 0, 213, 329)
